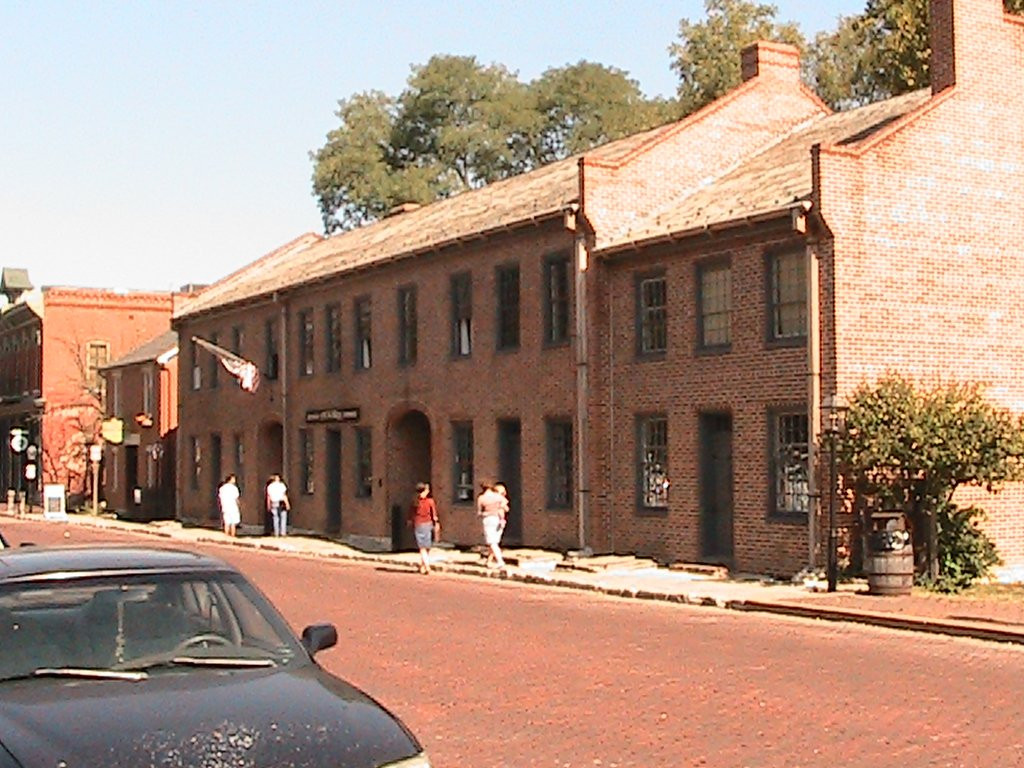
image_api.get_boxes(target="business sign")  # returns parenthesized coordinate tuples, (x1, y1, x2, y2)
(43, 484, 68, 520)
(305, 407, 360, 424)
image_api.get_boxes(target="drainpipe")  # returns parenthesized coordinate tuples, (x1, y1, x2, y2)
(805, 225, 822, 572)
(277, 294, 290, 483)
(566, 204, 590, 554)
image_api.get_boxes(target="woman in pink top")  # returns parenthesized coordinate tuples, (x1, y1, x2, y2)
(477, 481, 509, 570)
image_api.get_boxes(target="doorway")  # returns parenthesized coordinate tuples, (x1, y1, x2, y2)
(498, 419, 522, 545)
(699, 413, 734, 563)
(326, 428, 342, 534)
(388, 410, 432, 551)
(258, 421, 284, 534)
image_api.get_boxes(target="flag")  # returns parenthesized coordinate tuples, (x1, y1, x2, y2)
(192, 336, 261, 394)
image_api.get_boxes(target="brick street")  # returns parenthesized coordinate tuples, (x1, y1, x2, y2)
(6, 518, 1023, 768)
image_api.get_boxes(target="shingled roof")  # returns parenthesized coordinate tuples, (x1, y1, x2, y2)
(101, 330, 178, 370)
(600, 89, 933, 253)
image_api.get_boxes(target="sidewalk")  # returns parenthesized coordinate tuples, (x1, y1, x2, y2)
(6, 510, 1024, 646)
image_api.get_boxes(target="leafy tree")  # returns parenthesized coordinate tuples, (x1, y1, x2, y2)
(669, 0, 805, 115)
(837, 375, 1024, 591)
(531, 62, 675, 164)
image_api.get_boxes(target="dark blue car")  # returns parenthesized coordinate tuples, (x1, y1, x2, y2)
(0, 545, 430, 768)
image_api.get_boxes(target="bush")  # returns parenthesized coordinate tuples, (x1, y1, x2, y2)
(917, 504, 1001, 593)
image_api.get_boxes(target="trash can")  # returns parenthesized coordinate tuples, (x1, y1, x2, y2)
(865, 511, 914, 596)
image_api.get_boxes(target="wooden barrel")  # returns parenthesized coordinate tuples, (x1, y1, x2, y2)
(865, 542, 914, 596)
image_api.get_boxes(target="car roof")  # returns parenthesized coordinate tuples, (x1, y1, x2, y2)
(0, 545, 236, 583)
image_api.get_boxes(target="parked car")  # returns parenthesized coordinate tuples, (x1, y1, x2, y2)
(0, 545, 430, 768)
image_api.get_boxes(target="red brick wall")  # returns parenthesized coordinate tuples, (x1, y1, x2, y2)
(177, 221, 580, 548)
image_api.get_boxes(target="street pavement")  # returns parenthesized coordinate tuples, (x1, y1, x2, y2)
(4, 509, 1024, 646)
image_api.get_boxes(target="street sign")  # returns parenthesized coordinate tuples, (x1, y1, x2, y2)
(10, 431, 27, 453)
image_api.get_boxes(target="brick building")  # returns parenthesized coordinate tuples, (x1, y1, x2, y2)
(0, 272, 180, 506)
(98, 331, 179, 520)
(174, 0, 1024, 575)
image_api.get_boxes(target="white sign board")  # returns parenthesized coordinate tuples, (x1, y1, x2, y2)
(43, 484, 68, 520)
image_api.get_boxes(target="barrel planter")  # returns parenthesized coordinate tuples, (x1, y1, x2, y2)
(865, 530, 914, 596)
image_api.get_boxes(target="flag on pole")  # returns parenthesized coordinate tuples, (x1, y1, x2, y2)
(191, 336, 261, 394)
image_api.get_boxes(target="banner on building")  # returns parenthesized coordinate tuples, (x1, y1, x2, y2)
(192, 336, 261, 393)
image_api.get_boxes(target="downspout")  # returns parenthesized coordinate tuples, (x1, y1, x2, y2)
(566, 202, 590, 554)
(806, 237, 822, 571)
(277, 294, 290, 484)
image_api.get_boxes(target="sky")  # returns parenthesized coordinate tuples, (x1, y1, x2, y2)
(1, 1, 865, 293)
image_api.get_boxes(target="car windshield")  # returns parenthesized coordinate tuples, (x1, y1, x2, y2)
(0, 569, 306, 681)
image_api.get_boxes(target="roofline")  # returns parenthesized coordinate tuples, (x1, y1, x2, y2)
(818, 87, 950, 159)
(174, 205, 573, 324)
(596, 200, 812, 258)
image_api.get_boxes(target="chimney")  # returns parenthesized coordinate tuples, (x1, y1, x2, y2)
(740, 41, 801, 83)
(930, 0, 1010, 94)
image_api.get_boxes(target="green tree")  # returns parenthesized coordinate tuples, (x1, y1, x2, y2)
(669, 0, 805, 115)
(837, 375, 1024, 591)
(531, 61, 674, 164)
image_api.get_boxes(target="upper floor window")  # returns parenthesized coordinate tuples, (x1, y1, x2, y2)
(142, 367, 154, 415)
(496, 263, 520, 351)
(637, 273, 667, 356)
(354, 296, 372, 370)
(452, 422, 474, 503)
(207, 332, 220, 389)
(397, 286, 417, 366)
(450, 272, 472, 358)
(698, 261, 731, 349)
(190, 339, 201, 390)
(544, 254, 571, 346)
(637, 414, 669, 510)
(546, 419, 573, 509)
(769, 250, 806, 340)
(86, 341, 110, 402)
(264, 319, 279, 380)
(325, 303, 342, 373)
(298, 309, 314, 377)
(110, 372, 122, 418)
(772, 410, 809, 517)
(231, 325, 244, 356)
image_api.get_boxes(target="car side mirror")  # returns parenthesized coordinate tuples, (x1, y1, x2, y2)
(301, 623, 338, 655)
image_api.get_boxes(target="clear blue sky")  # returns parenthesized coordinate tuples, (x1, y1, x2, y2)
(1, 1, 864, 293)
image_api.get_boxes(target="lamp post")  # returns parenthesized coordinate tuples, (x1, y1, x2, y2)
(823, 395, 848, 593)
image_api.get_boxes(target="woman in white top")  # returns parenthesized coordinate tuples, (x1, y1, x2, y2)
(218, 474, 241, 537)
(476, 481, 509, 570)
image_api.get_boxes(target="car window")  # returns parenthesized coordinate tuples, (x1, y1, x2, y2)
(0, 571, 304, 680)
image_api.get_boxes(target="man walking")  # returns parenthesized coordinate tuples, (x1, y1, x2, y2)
(265, 474, 290, 537)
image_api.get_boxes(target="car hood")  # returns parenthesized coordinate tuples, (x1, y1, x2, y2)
(0, 664, 421, 768)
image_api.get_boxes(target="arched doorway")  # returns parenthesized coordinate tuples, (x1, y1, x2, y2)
(258, 420, 283, 534)
(388, 409, 431, 552)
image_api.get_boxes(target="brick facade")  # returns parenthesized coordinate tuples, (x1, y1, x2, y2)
(175, 0, 1024, 576)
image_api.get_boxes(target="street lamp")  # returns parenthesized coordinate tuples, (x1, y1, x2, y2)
(823, 395, 848, 593)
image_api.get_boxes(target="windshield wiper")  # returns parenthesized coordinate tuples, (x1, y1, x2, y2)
(171, 656, 276, 668)
(32, 668, 148, 681)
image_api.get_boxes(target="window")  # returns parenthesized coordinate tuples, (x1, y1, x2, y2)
(231, 326, 244, 356)
(264, 319, 279, 380)
(208, 332, 220, 389)
(769, 250, 807, 340)
(190, 436, 201, 491)
(110, 372, 122, 418)
(772, 411, 809, 516)
(452, 422, 474, 502)
(233, 433, 244, 493)
(397, 286, 417, 366)
(142, 367, 154, 415)
(546, 419, 573, 508)
(190, 339, 201, 390)
(299, 428, 314, 495)
(355, 427, 372, 497)
(146, 446, 157, 489)
(325, 304, 342, 373)
(86, 341, 110, 402)
(354, 297, 372, 370)
(699, 261, 731, 348)
(637, 273, 667, 355)
(298, 310, 314, 376)
(544, 254, 571, 345)
(450, 272, 472, 357)
(637, 415, 669, 509)
(496, 264, 520, 350)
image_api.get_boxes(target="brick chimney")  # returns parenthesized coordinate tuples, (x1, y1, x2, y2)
(740, 41, 801, 83)
(930, 0, 1011, 94)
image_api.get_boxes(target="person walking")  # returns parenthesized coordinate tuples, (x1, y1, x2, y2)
(265, 474, 290, 537)
(477, 481, 508, 571)
(408, 482, 440, 575)
(218, 474, 240, 537)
